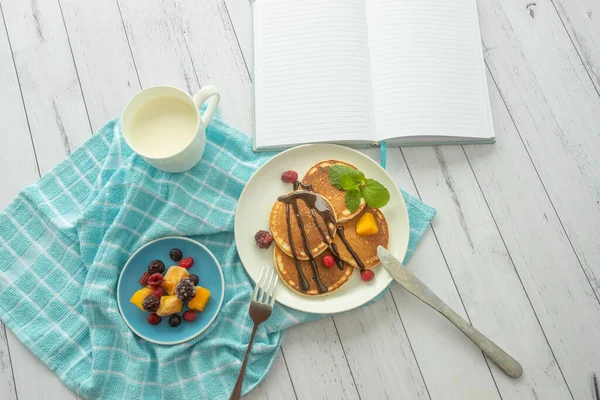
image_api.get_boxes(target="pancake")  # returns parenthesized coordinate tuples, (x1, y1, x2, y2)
(274, 246, 353, 296)
(302, 160, 366, 222)
(269, 190, 337, 260)
(331, 206, 389, 270)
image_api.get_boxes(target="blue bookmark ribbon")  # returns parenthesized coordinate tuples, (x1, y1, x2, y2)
(379, 141, 387, 169)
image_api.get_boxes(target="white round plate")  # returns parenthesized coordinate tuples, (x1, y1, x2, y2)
(235, 144, 409, 314)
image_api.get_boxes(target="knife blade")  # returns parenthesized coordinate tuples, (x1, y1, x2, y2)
(377, 246, 523, 379)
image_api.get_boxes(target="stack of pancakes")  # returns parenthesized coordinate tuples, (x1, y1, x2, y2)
(269, 160, 389, 296)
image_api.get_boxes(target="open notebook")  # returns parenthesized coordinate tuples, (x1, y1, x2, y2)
(253, 0, 495, 151)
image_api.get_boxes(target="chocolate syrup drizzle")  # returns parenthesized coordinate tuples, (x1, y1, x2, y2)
(336, 226, 367, 271)
(278, 181, 365, 293)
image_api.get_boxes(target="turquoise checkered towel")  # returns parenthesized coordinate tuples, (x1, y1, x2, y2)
(0, 114, 435, 399)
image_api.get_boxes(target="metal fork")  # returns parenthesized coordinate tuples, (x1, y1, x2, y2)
(229, 265, 278, 400)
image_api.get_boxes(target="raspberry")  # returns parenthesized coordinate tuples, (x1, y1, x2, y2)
(322, 255, 335, 268)
(148, 313, 161, 325)
(188, 274, 199, 286)
(179, 257, 194, 269)
(361, 269, 375, 282)
(147, 273, 164, 287)
(254, 230, 273, 249)
(183, 310, 197, 322)
(281, 170, 298, 183)
(170, 248, 183, 262)
(169, 314, 181, 327)
(142, 295, 160, 312)
(147, 260, 165, 274)
(151, 286, 164, 299)
(138, 271, 151, 286)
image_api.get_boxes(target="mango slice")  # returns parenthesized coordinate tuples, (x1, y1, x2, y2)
(161, 266, 190, 295)
(355, 212, 379, 236)
(130, 287, 153, 311)
(188, 287, 211, 312)
(156, 295, 183, 316)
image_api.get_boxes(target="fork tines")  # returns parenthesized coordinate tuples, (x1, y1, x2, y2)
(252, 265, 278, 308)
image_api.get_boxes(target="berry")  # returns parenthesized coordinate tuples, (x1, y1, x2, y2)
(151, 286, 164, 299)
(147, 260, 165, 274)
(142, 295, 160, 312)
(169, 314, 182, 327)
(254, 230, 273, 249)
(148, 313, 161, 325)
(175, 278, 196, 302)
(361, 269, 375, 282)
(323, 255, 335, 268)
(183, 310, 197, 322)
(147, 273, 164, 287)
(188, 274, 199, 286)
(281, 170, 298, 183)
(179, 257, 194, 269)
(138, 271, 151, 286)
(170, 249, 183, 262)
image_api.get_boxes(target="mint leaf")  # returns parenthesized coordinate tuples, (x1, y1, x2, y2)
(328, 165, 347, 189)
(340, 174, 358, 191)
(345, 187, 361, 212)
(346, 169, 365, 184)
(361, 179, 390, 209)
(329, 165, 365, 189)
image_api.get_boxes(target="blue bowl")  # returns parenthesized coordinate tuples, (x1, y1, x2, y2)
(117, 236, 224, 345)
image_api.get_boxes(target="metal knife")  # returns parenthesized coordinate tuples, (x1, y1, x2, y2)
(377, 246, 523, 379)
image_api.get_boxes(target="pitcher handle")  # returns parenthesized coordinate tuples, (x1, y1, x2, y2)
(193, 85, 220, 127)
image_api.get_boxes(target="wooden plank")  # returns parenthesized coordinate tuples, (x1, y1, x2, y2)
(0, 6, 40, 200)
(0, 326, 17, 400)
(0, 0, 92, 173)
(401, 141, 573, 399)
(461, 68, 600, 399)
(384, 155, 502, 400)
(58, 0, 140, 130)
(244, 350, 297, 400)
(479, 0, 600, 309)
(6, 336, 78, 400)
(170, 0, 254, 134)
(333, 291, 430, 400)
(551, 0, 600, 91)
(0, 4, 47, 400)
(282, 318, 360, 400)
(223, 0, 254, 76)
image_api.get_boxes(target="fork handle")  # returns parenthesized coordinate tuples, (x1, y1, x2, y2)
(229, 323, 259, 400)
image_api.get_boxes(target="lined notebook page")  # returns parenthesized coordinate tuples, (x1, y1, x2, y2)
(254, 0, 376, 149)
(365, 0, 493, 141)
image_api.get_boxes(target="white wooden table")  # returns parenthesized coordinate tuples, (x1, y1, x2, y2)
(0, 0, 599, 398)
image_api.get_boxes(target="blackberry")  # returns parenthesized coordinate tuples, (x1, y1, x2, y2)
(175, 278, 196, 302)
(188, 274, 199, 286)
(147, 260, 165, 274)
(170, 248, 183, 262)
(142, 295, 160, 312)
(169, 314, 182, 327)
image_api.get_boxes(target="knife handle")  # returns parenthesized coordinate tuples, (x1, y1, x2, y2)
(437, 304, 523, 378)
